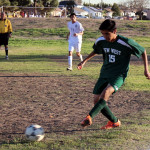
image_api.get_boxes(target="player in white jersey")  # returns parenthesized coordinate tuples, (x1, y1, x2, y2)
(66, 13, 84, 71)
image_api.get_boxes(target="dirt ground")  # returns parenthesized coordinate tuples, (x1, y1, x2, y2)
(0, 70, 150, 144)
(0, 18, 150, 144)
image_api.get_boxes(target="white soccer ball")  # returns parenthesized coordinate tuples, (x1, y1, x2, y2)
(25, 124, 45, 141)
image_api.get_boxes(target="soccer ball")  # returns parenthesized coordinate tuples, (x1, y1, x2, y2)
(25, 124, 45, 141)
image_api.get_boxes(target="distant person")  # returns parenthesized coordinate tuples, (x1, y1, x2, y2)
(77, 19, 150, 129)
(0, 12, 12, 59)
(66, 13, 84, 71)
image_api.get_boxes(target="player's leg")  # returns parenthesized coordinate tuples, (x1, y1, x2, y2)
(81, 84, 118, 128)
(81, 76, 123, 128)
(81, 78, 108, 127)
(67, 42, 74, 71)
(4, 33, 9, 59)
(89, 84, 114, 118)
(0, 34, 3, 51)
(5, 45, 9, 59)
(75, 42, 83, 62)
(76, 52, 83, 62)
(100, 76, 125, 129)
(93, 86, 118, 123)
(100, 105, 121, 129)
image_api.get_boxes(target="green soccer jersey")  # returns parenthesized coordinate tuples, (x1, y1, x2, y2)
(93, 35, 145, 78)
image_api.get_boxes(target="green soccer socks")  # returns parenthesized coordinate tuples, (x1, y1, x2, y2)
(89, 98, 118, 123)
(101, 105, 118, 123)
(89, 98, 106, 118)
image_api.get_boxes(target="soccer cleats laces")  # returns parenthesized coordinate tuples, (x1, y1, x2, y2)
(67, 67, 72, 71)
(81, 115, 92, 127)
(101, 119, 121, 130)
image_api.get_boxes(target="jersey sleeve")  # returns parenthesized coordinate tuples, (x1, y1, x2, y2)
(79, 23, 84, 32)
(8, 20, 12, 33)
(93, 37, 104, 54)
(128, 39, 145, 58)
(76, 22, 84, 33)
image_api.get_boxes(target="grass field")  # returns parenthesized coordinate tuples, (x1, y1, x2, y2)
(0, 18, 150, 150)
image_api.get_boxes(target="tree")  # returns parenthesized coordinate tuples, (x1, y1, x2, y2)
(18, 0, 31, 6)
(41, 0, 58, 7)
(34, 0, 58, 16)
(0, 0, 10, 6)
(124, 0, 150, 19)
(9, 0, 31, 6)
(83, 2, 112, 9)
(49, 0, 58, 7)
(42, 0, 51, 7)
(111, 3, 121, 16)
(66, 1, 76, 15)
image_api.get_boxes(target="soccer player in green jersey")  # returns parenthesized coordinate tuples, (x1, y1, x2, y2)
(77, 19, 150, 129)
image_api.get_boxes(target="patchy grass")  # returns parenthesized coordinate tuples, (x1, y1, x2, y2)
(0, 18, 150, 150)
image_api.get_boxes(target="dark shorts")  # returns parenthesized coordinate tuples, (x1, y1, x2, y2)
(93, 75, 126, 94)
(0, 33, 9, 45)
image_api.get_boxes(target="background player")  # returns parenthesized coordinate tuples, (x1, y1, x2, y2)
(0, 12, 12, 59)
(67, 13, 84, 71)
(77, 19, 150, 129)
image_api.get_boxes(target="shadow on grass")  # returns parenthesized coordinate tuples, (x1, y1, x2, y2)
(0, 128, 101, 145)
(0, 55, 103, 63)
(0, 54, 147, 63)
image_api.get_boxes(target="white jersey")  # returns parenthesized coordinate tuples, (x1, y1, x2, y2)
(67, 21, 84, 43)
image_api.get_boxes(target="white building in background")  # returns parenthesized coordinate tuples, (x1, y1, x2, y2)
(82, 6, 103, 18)
(74, 7, 88, 16)
(124, 10, 136, 17)
(104, 7, 113, 18)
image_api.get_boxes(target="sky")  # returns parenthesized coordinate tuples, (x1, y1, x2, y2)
(82, 0, 125, 5)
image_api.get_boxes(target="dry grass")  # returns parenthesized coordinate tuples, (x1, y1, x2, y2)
(10, 17, 150, 38)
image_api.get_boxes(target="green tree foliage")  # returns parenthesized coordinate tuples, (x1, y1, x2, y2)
(111, 3, 121, 16)
(0, 0, 10, 6)
(49, 0, 58, 7)
(83, 2, 112, 8)
(66, 1, 76, 15)
(42, 0, 51, 6)
(1, 0, 58, 7)
(9, 0, 31, 6)
(40, 0, 58, 7)
(9, 0, 18, 6)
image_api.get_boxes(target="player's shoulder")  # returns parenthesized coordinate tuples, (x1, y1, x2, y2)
(75, 21, 82, 25)
(117, 35, 134, 49)
(5, 18, 11, 23)
(67, 21, 72, 25)
(95, 36, 105, 45)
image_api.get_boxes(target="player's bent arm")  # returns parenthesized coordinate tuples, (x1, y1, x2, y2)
(78, 31, 84, 35)
(142, 50, 150, 79)
(77, 51, 97, 69)
(74, 31, 83, 36)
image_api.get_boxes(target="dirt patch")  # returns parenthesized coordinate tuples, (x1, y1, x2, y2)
(0, 73, 149, 143)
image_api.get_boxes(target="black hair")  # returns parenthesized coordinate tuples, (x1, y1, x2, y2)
(70, 13, 76, 17)
(99, 19, 116, 32)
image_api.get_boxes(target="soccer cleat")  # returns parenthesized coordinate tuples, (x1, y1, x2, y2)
(5, 56, 9, 60)
(67, 67, 72, 71)
(100, 120, 121, 130)
(81, 115, 92, 127)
